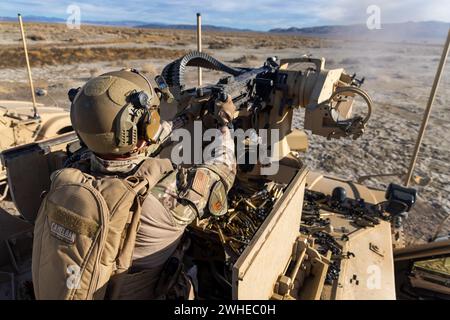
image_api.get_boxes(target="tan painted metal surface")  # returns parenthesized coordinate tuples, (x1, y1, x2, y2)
(335, 221, 396, 300)
(196, 13, 202, 86)
(304, 171, 396, 300)
(18, 14, 38, 118)
(232, 167, 308, 299)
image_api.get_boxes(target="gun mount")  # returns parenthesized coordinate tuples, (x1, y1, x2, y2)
(162, 51, 372, 145)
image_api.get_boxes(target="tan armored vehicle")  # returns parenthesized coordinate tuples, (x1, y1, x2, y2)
(0, 100, 72, 201)
(0, 52, 448, 300)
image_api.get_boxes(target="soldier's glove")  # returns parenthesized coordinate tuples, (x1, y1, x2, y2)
(182, 102, 202, 121)
(214, 95, 236, 126)
(178, 96, 209, 122)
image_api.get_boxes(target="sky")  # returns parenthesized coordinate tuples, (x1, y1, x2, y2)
(1, 0, 450, 30)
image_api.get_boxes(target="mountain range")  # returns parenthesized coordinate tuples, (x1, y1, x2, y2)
(1, 15, 448, 43)
(269, 21, 450, 43)
(0, 15, 251, 31)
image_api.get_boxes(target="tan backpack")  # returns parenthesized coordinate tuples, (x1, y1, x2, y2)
(32, 158, 173, 300)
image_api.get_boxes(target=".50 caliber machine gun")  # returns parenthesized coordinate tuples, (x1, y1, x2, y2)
(161, 51, 372, 143)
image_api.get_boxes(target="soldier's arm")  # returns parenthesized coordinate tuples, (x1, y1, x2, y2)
(151, 125, 236, 226)
(180, 125, 236, 217)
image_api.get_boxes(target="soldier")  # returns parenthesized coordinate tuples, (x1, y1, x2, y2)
(32, 69, 236, 300)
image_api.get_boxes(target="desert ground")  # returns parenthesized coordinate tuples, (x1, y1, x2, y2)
(0, 22, 449, 244)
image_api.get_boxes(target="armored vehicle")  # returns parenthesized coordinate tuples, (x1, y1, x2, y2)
(0, 52, 448, 300)
(0, 100, 72, 201)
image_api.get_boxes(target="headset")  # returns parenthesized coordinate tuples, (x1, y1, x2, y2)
(127, 68, 162, 144)
(68, 68, 169, 151)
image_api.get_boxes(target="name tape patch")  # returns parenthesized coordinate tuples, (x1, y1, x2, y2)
(50, 221, 76, 244)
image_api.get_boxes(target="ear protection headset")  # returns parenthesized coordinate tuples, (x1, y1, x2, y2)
(126, 68, 162, 145)
(69, 69, 163, 152)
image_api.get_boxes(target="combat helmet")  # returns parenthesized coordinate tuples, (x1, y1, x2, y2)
(69, 69, 162, 155)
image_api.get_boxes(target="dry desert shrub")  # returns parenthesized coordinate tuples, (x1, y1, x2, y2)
(325, 58, 336, 66)
(208, 41, 233, 50)
(89, 67, 100, 78)
(27, 34, 46, 41)
(229, 55, 258, 63)
(175, 41, 190, 46)
(0, 46, 186, 68)
(340, 57, 360, 65)
(141, 63, 158, 75)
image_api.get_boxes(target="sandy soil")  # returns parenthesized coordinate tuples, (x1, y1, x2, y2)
(0, 22, 449, 244)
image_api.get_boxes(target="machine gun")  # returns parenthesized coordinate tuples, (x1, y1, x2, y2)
(161, 51, 372, 142)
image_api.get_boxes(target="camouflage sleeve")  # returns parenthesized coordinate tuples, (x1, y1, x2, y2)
(184, 125, 236, 217)
(201, 125, 236, 191)
(150, 170, 198, 226)
(150, 126, 236, 225)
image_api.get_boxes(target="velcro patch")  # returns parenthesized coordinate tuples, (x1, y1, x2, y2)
(208, 181, 228, 217)
(50, 222, 76, 244)
(47, 200, 99, 239)
(84, 76, 113, 96)
(192, 170, 210, 196)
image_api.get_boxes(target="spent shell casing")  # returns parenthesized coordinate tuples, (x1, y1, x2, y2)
(217, 227, 227, 244)
(244, 199, 257, 210)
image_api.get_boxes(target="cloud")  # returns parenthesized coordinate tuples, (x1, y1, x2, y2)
(1, 0, 449, 30)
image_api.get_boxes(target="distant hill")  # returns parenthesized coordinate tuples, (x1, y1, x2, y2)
(136, 23, 252, 32)
(269, 21, 450, 43)
(1, 16, 448, 43)
(0, 15, 66, 23)
(0, 15, 148, 27)
(0, 15, 251, 31)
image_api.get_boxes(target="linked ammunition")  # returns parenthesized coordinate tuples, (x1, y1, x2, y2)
(199, 181, 286, 259)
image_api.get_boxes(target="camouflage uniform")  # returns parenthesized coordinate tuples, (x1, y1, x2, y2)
(70, 124, 236, 299)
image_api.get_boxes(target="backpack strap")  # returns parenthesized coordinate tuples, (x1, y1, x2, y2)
(113, 158, 174, 270)
(105, 158, 174, 299)
(133, 158, 174, 189)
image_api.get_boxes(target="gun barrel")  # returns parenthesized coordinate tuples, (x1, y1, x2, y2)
(213, 65, 274, 106)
